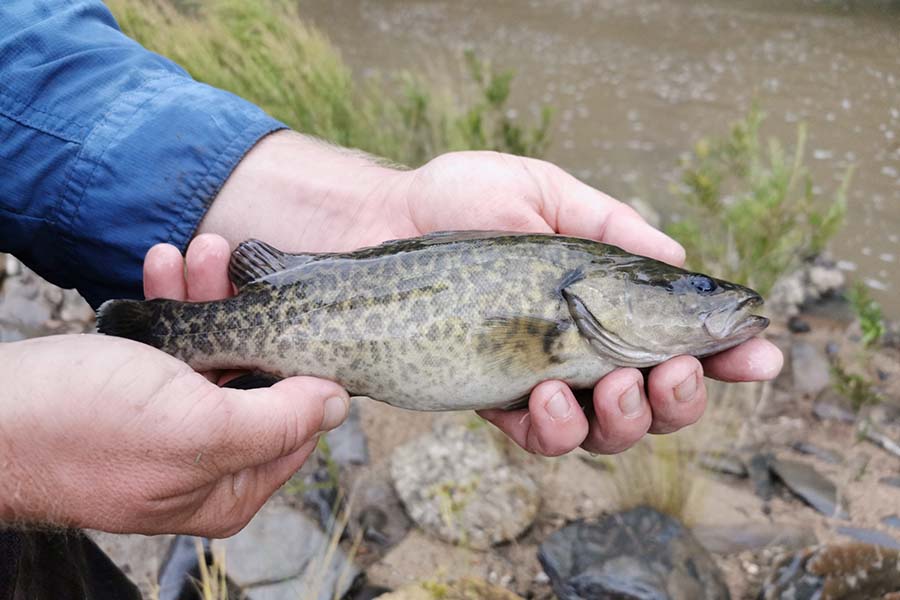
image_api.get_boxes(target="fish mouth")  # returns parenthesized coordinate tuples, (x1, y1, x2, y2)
(704, 294, 769, 341)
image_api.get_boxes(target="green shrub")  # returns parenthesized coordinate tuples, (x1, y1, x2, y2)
(848, 281, 886, 349)
(107, 0, 551, 166)
(667, 107, 850, 296)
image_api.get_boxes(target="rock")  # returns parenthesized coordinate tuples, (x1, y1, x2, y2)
(378, 578, 522, 600)
(770, 458, 848, 519)
(747, 452, 776, 501)
(698, 451, 747, 477)
(538, 506, 730, 600)
(347, 585, 393, 600)
(882, 515, 900, 530)
(788, 316, 811, 333)
(0, 270, 55, 341)
(792, 342, 832, 396)
(812, 391, 856, 424)
(220, 502, 360, 600)
(390, 423, 539, 549)
(760, 543, 900, 600)
(692, 522, 816, 554)
(880, 476, 900, 489)
(808, 264, 845, 295)
(835, 526, 900, 550)
(157, 535, 208, 600)
(769, 272, 805, 318)
(350, 463, 413, 551)
(59, 289, 95, 324)
(790, 441, 842, 465)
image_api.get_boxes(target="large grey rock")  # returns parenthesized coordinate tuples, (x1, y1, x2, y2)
(791, 342, 832, 396)
(770, 458, 848, 519)
(760, 543, 900, 600)
(538, 506, 730, 600)
(220, 502, 359, 600)
(390, 422, 539, 549)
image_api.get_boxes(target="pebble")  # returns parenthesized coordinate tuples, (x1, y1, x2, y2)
(882, 514, 900, 530)
(787, 315, 811, 333)
(790, 441, 842, 464)
(791, 341, 832, 396)
(698, 450, 748, 477)
(770, 457, 849, 519)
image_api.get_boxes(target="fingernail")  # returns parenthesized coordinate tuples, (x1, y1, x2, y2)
(321, 395, 349, 430)
(674, 370, 699, 403)
(618, 383, 644, 418)
(545, 390, 571, 420)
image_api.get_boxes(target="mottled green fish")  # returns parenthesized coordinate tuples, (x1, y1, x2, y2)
(97, 231, 768, 411)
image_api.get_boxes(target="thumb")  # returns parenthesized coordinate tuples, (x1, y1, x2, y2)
(213, 376, 350, 472)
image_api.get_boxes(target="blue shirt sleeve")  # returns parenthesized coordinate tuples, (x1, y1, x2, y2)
(0, 1, 286, 307)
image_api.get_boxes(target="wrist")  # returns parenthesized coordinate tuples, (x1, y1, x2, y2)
(197, 130, 407, 252)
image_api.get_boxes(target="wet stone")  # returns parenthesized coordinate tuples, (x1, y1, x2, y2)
(538, 506, 730, 600)
(792, 341, 832, 396)
(835, 526, 900, 550)
(770, 458, 849, 519)
(390, 422, 539, 549)
(760, 543, 900, 600)
(791, 441, 842, 465)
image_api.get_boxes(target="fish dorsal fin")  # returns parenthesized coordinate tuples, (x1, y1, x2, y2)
(228, 239, 324, 289)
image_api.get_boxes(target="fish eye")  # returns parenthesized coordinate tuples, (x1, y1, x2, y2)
(689, 275, 717, 294)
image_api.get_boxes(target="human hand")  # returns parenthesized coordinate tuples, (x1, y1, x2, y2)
(199, 133, 783, 457)
(0, 308, 348, 536)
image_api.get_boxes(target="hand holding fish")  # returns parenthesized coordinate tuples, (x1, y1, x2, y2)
(0, 305, 349, 537)
(156, 132, 783, 457)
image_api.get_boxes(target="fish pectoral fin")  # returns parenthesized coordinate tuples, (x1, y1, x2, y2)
(221, 371, 283, 390)
(478, 316, 570, 374)
(229, 239, 325, 289)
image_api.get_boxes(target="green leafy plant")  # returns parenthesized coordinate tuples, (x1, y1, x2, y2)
(667, 107, 850, 295)
(831, 360, 883, 411)
(848, 282, 886, 349)
(107, 0, 552, 166)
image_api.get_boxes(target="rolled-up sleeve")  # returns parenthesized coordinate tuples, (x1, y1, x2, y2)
(0, 1, 286, 306)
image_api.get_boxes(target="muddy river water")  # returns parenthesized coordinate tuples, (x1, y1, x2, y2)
(302, 0, 900, 317)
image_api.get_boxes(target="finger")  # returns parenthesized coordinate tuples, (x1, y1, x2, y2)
(478, 381, 589, 456)
(212, 377, 349, 472)
(645, 356, 707, 434)
(185, 233, 233, 302)
(533, 160, 686, 266)
(581, 368, 652, 454)
(143, 243, 187, 300)
(702, 337, 784, 382)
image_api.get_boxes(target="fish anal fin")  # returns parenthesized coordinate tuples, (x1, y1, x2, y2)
(229, 239, 323, 289)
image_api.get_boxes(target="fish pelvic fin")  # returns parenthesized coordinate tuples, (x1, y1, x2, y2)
(96, 299, 162, 346)
(229, 239, 323, 289)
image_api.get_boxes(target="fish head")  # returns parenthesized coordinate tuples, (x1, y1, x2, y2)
(562, 258, 769, 366)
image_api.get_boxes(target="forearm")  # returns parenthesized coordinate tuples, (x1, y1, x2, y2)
(197, 130, 407, 254)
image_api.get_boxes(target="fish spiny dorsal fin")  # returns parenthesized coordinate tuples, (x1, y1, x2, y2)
(229, 239, 322, 289)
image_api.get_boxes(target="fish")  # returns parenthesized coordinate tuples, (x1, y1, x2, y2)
(96, 231, 769, 411)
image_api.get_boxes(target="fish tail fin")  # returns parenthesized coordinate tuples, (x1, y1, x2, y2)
(96, 299, 163, 346)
